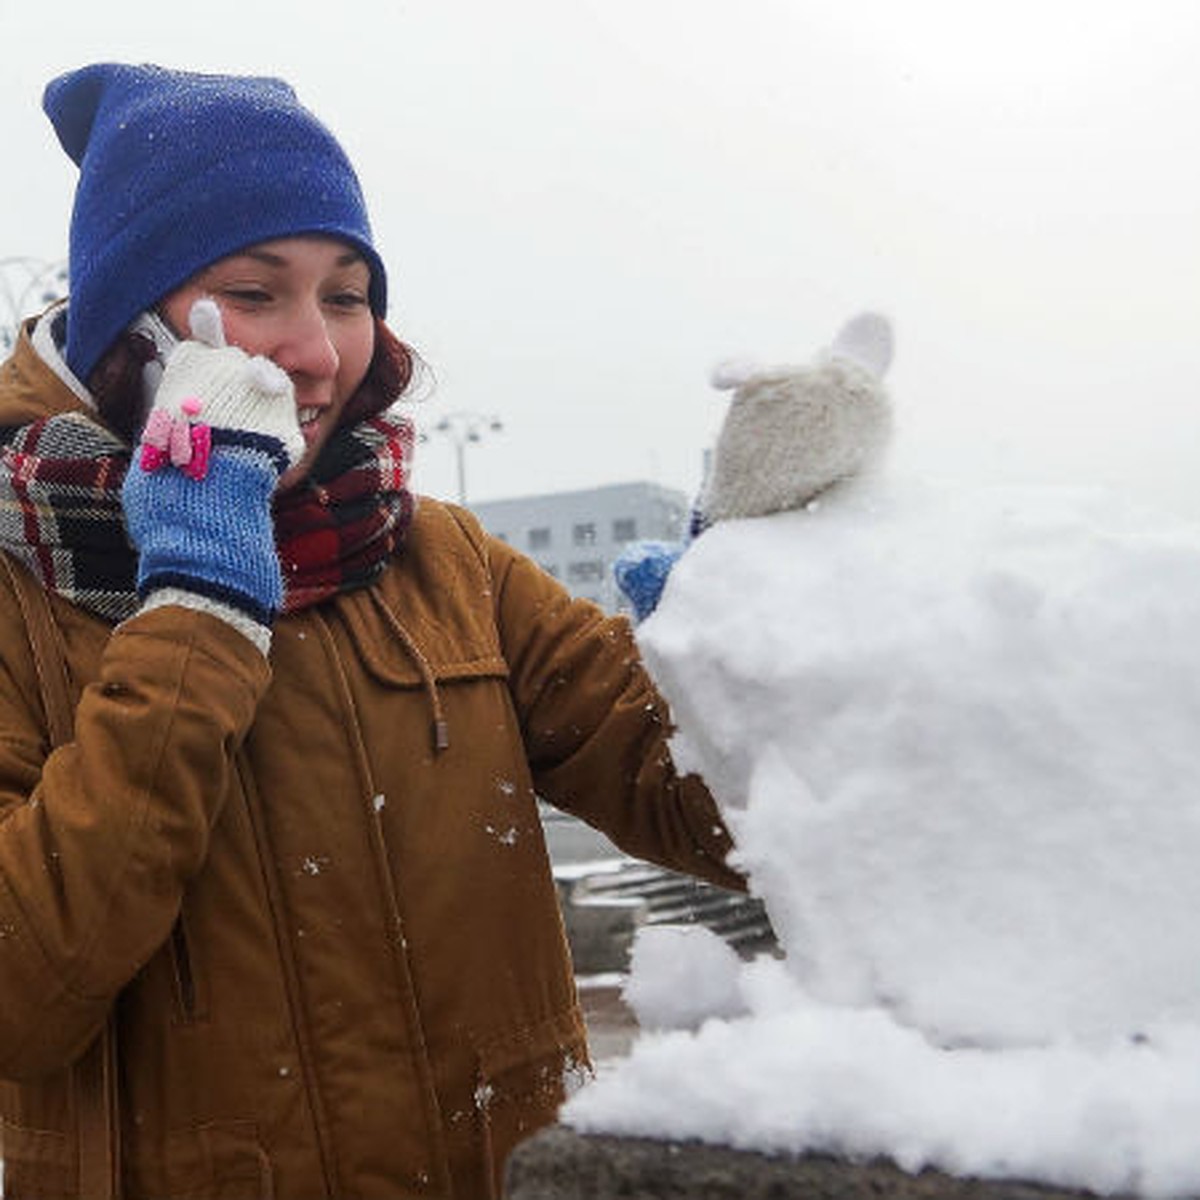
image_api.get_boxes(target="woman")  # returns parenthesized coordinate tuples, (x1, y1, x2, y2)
(0, 63, 743, 1198)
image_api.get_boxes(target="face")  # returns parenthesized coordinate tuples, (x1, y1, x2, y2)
(161, 235, 376, 490)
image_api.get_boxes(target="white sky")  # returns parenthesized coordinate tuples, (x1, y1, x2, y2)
(3, 0, 1200, 515)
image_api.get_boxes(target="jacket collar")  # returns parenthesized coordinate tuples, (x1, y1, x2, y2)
(0, 305, 95, 428)
(30, 303, 95, 408)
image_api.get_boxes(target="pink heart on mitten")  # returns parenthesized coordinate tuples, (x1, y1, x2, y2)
(139, 405, 212, 480)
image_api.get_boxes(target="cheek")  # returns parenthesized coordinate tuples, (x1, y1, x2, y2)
(334, 323, 376, 398)
(160, 289, 198, 339)
(213, 310, 272, 357)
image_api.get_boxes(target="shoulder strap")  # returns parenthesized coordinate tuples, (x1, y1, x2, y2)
(0, 555, 121, 1200)
(2, 555, 73, 747)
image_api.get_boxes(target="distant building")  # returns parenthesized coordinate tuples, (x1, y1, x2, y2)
(472, 482, 689, 614)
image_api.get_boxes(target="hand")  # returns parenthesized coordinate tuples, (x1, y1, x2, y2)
(614, 540, 687, 623)
(121, 299, 305, 636)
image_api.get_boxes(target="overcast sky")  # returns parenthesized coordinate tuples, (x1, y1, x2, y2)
(4, 0, 1200, 516)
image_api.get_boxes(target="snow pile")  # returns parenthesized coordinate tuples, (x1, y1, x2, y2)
(563, 477, 1200, 1197)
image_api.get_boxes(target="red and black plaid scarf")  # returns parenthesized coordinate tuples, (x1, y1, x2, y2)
(0, 407, 416, 623)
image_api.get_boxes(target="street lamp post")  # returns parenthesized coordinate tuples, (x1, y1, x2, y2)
(0, 257, 69, 353)
(427, 411, 503, 505)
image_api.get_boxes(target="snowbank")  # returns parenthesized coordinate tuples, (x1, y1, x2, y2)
(563, 477, 1200, 1197)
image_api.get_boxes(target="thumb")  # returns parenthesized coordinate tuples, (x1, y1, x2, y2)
(829, 312, 894, 379)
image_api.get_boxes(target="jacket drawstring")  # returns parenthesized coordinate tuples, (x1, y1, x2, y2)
(367, 590, 450, 753)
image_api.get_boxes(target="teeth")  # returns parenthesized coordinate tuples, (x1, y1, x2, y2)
(297, 407, 320, 425)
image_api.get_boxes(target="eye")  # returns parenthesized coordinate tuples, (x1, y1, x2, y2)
(325, 290, 369, 311)
(222, 287, 273, 306)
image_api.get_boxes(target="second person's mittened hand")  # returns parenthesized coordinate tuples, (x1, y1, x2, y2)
(613, 540, 687, 623)
(121, 298, 305, 640)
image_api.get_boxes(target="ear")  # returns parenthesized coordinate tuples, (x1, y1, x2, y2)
(709, 358, 762, 391)
(829, 312, 893, 379)
(187, 298, 228, 349)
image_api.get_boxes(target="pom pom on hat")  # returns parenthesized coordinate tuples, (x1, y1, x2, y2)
(43, 63, 388, 382)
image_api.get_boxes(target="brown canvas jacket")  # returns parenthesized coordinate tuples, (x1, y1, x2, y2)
(0, 323, 743, 1198)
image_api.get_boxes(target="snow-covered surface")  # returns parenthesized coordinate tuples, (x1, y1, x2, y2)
(563, 477, 1200, 1198)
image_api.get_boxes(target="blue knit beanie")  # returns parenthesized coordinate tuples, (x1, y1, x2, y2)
(43, 63, 388, 383)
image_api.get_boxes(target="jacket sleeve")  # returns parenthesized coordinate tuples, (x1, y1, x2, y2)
(488, 533, 745, 893)
(0, 599, 269, 1079)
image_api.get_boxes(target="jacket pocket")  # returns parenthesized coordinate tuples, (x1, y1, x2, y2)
(0, 1117, 74, 1198)
(338, 592, 514, 762)
(167, 908, 209, 1025)
(125, 1120, 271, 1200)
(339, 587, 509, 690)
(473, 1009, 592, 1198)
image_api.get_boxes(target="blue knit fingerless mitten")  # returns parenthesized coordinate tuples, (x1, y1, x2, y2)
(123, 431, 294, 625)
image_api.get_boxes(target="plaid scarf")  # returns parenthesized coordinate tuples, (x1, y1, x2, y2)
(0, 407, 415, 623)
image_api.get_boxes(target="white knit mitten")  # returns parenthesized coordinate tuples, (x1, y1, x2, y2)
(150, 300, 306, 457)
(699, 313, 894, 524)
(122, 299, 305, 652)
(615, 313, 896, 623)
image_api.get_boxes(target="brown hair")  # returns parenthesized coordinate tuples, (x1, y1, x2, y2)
(339, 317, 417, 426)
(87, 329, 157, 445)
(87, 316, 419, 446)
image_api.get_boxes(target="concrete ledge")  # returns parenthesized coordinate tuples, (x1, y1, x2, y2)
(505, 1126, 1108, 1200)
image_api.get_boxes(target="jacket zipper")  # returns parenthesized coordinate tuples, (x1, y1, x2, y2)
(237, 752, 340, 1198)
(315, 610, 456, 1194)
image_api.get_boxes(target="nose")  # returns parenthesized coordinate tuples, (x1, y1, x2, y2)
(272, 300, 339, 384)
